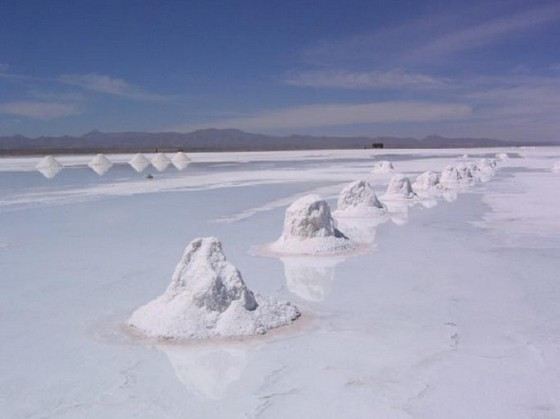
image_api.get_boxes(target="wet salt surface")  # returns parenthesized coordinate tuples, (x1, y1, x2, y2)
(1, 148, 560, 418)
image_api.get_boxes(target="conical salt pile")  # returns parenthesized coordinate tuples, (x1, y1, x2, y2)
(36, 155, 62, 179)
(128, 237, 300, 339)
(129, 153, 150, 173)
(88, 154, 113, 176)
(151, 153, 171, 172)
(171, 152, 191, 171)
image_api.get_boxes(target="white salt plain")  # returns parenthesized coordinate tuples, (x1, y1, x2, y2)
(1, 147, 560, 418)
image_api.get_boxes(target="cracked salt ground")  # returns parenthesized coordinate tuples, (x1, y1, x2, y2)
(1, 148, 560, 418)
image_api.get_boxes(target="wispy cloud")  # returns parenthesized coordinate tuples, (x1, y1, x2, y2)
(285, 69, 447, 90)
(0, 101, 81, 120)
(58, 73, 168, 101)
(408, 3, 560, 59)
(300, 3, 560, 67)
(182, 101, 472, 131)
(0, 71, 169, 102)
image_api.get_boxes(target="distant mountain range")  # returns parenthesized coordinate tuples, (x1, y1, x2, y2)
(0, 128, 553, 155)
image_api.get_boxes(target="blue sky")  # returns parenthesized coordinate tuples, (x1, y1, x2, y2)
(1, 0, 560, 141)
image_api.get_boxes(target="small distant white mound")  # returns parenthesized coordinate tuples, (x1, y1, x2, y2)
(268, 195, 356, 255)
(129, 153, 150, 173)
(171, 152, 191, 171)
(461, 153, 469, 159)
(412, 171, 440, 192)
(36, 155, 62, 179)
(128, 237, 300, 340)
(371, 161, 394, 174)
(496, 152, 509, 161)
(439, 165, 463, 188)
(333, 180, 386, 218)
(470, 159, 496, 182)
(455, 163, 476, 185)
(88, 154, 113, 176)
(553, 161, 560, 173)
(383, 174, 416, 200)
(151, 153, 171, 172)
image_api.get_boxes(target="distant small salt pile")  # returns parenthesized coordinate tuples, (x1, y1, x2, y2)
(468, 159, 495, 182)
(439, 165, 463, 188)
(455, 163, 476, 185)
(553, 161, 560, 173)
(171, 152, 191, 171)
(412, 171, 441, 192)
(88, 154, 113, 176)
(333, 180, 386, 218)
(268, 195, 356, 255)
(129, 153, 150, 173)
(371, 161, 394, 174)
(128, 237, 300, 340)
(461, 153, 469, 159)
(383, 174, 416, 200)
(36, 155, 62, 179)
(151, 153, 171, 172)
(496, 152, 509, 161)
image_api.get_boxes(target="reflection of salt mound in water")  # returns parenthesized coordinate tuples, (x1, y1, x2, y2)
(36, 155, 62, 179)
(333, 180, 386, 218)
(281, 256, 343, 301)
(371, 161, 394, 174)
(151, 153, 171, 172)
(159, 344, 247, 400)
(88, 154, 113, 176)
(268, 195, 356, 255)
(335, 216, 385, 244)
(128, 237, 300, 339)
(171, 152, 191, 170)
(412, 171, 440, 192)
(383, 174, 417, 200)
(129, 153, 150, 173)
(553, 161, 560, 173)
(384, 200, 410, 225)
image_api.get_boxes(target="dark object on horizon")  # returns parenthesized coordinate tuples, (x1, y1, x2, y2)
(371, 143, 384, 149)
(0, 128, 553, 155)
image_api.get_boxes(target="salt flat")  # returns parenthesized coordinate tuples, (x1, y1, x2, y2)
(1, 147, 559, 418)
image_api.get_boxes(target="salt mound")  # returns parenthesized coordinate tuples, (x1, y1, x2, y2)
(88, 154, 113, 176)
(171, 152, 191, 171)
(128, 237, 300, 340)
(439, 165, 462, 188)
(151, 153, 171, 172)
(470, 160, 495, 182)
(383, 174, 416, 200)
(553, 161, 560, 173)
(456, 163, 476, 185)
(412, 171, 440, 192)
(268, 195, 356, 255)
(333, 180, 386, 217)
(496, 152, 509, 161)
(129, 153, 150, 173)
(36, 155, 62, 179)
(371, 161, 394, 174)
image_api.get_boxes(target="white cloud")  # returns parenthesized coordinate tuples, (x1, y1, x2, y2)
(59, 73, 167, 101)
(183, 101, 472, 131)
(0, 101, 80, 120)
(285, 69, 447, 89)
(409, 3, 560, 59)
